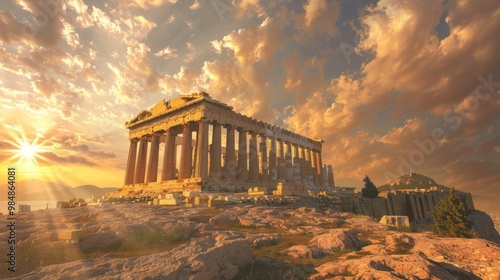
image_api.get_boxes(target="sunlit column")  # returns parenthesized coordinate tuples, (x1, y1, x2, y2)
(311, 150, 319, 187)
(225, 125, 236, 180)
(284, 142, 293, 183)
(276, 139, 285, 182)
(210, 122, 222, 179)
(258, 135, 268, 183)
(195, 119, 209, 180)
(134, 138, 148, 184)
(146, 133, 160, 183)
(298, 146, 307, 185)
(124, 138, 138, 185)
(248, 132, 259, 182)
(268, 138, 277, 182)
(317, 151, 324, 189)
(304, 148, 313, 185)
(292, 144, 301, 185)
(237, 128, 247, 181)
(179, 123, 193, 179)
(161, 129, 176, 181)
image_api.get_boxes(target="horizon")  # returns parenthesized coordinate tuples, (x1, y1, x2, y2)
(0, 0, 499, 214)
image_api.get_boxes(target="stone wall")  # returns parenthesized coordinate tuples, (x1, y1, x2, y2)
(340, 190, 475, 222)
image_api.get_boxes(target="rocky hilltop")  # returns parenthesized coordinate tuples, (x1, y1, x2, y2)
(1, 203, 499, 279)
(378, 172, 449, 192)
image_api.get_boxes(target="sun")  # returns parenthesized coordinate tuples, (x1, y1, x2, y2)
(8, 137, 47, 166)
(18, 142, 39, 162)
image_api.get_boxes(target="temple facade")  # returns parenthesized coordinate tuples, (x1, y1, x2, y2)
(119, 92, 334, 195)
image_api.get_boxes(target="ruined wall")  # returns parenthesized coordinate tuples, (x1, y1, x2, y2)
(340, 190, 475, 222)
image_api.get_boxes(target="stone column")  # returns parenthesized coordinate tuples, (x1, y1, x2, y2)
(225, 125, 237, 180)
(194, 119, 209, 180)
(124, 138, 138, 185)
(304, 148, 313, 185)
(134, 139, 148, 184)
(179, 123, 193, 179)
(268, 138, 277, 181)
(237, 128, 247, 181)
(258, 135, 268, 183)
(276, 139, 285, 182)
(298, 146, 307, 185)
(326, 165, 334, 187)
(248, 132, 259, 182)
(210, 122, 222, 179)
(284, 142, 293, 183)
(316, 151, 324, 188)
(292, 144, 301, 185)
(311, 150, 319, 187)
(161, 129, 176, 181)
(146, 133, 160, 183)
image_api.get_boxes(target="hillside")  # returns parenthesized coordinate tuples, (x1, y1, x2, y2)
(2, 204, 499, 279)
(378, 172, 450, 192)
(0, 179, 118, 201)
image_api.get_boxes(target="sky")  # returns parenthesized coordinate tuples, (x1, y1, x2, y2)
(0, 0, 499, 213)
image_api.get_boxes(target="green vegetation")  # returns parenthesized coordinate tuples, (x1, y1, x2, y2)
(235, 260, 309, 280)
(361, 175, 379, 198)
(120, 226, 186, 251)
(389, 239, 414, 254)
(431, 188, 475, 238)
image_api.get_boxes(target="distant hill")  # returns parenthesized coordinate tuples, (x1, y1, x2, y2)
(378, 172, 450, 192)
(0, 179, 118, 201)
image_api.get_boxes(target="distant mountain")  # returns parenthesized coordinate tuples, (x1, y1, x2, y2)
(378, 172, 450, 192)
(0, 179, 118, 201)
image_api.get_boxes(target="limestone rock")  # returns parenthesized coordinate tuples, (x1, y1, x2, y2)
(469, 210, 500, 244)
(209, 207, 247, 227)
(16, 232, 253, 280)
(310, 254, 478, 280)
(309, 229, 363, 252)
(249, 233, 281, 248)
(282, 245, 326, 259)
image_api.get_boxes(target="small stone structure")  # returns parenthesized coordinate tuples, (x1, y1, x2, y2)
(19, 205, 31, 212)
(273, 182, 309, 196)
(248, 187, 268, 196)
(380, 215, 410, 227)
(58, 230, 86, 243)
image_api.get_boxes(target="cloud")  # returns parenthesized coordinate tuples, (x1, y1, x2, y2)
(122, 15, 157, 39)
(189, 0, 200, 10)
(164, 15, 175, 24)
(154, 46, 178, 60)
(15, 0, 66, 47)
(296, 0, 340, 37)
(90, 6, 121, 34)
(357, 0, 500, 119)
(116, 0, 178, 10)
(184, 42, 195, 63)
(66, 0, 94, 28)
(39, 152, 97, 166)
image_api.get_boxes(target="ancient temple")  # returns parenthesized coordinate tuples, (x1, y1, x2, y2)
(119, 92, 334, 195)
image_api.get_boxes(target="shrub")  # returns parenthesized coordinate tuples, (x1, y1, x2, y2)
(431, 188, 475, 238)
(361, 175, 379, 198)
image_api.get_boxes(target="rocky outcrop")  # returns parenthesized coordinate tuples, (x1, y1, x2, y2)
(470, 210, 500, 244)
(282, 245, 326, 259)
(309, 229, 363, 252)
(3, 202, 499, 280)
(16, 232, 252, 280)
(310, 254, 481, 280)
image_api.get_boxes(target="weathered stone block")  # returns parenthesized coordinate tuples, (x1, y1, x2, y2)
(58, 230, 86, 242)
